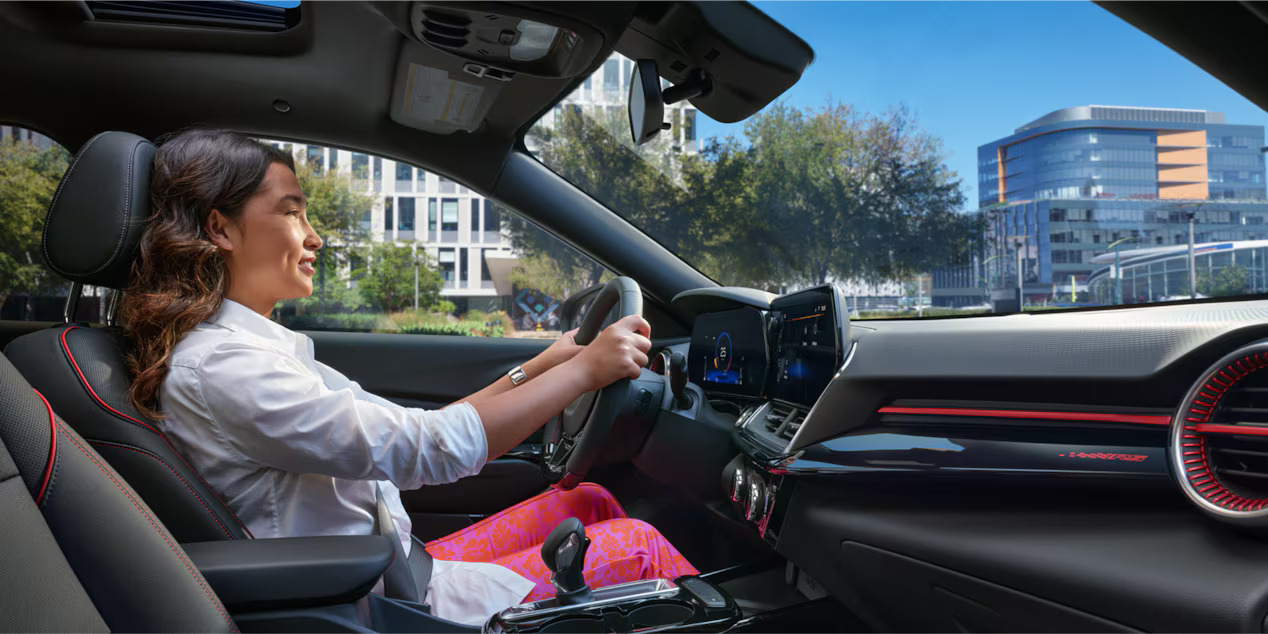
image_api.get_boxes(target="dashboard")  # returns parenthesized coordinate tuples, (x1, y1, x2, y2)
(661, 289, 1268, 632)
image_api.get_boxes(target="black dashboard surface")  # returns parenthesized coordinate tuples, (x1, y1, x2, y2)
(794, 299, 1268, 451)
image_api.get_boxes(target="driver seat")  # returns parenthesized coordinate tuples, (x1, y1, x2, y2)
(5, 131, 251, 544)
(0, 350, 236, 632)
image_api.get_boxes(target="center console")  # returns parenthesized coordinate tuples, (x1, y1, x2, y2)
(484, 519, 741, 633)
(486, 577, 740, 633)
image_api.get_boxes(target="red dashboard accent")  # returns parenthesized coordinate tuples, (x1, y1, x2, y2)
(1193, 423, 1268, 437)
(877, 406, 1170, 426)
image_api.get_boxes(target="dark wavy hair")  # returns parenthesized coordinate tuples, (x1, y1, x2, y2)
(122, 129, 295, 419)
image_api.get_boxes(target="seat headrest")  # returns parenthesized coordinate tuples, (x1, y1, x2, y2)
(44, 132, 156, 289)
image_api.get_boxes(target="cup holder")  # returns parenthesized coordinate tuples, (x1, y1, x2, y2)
(538, 615, 604, 633)
(627, 601, 695, 628)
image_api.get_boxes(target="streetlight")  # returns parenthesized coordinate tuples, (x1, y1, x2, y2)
(1107, 236, 1140, 305)
(1005, 234, 1029, 310)
(1177, 202, 1204, 299)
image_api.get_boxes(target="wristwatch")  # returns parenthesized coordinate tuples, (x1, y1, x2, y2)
(508, 365, 528, 386)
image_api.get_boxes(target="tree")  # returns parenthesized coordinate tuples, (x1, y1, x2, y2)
(358, 243, 443, 313)
(0, 140, 70, 307)
(1199, 265, 1251, 297)
(290, 160, 374, 312)
(524, 98, 977, 293)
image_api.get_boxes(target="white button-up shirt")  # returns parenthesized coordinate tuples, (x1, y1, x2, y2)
(159, 299, 533, 624)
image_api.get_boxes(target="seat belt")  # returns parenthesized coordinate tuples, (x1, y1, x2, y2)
(375, 483, 433, 606)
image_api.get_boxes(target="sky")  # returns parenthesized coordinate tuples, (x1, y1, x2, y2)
(697, 1, 1268, 210)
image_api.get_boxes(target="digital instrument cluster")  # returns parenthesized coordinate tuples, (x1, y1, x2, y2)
(687, 285, 846, 406)
(689, 308, 769, 397)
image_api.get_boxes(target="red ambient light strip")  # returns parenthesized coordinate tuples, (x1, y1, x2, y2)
(1193, 423, 1268, 437)
(877, 406, 1171, 426)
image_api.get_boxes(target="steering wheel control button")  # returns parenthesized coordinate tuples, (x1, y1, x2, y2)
(680, 577, 728, 609)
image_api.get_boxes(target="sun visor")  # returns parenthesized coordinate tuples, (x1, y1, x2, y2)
(389, 42, 504, 134)
(617, 1, 814, 124)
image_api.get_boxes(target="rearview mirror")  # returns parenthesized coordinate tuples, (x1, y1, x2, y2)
(628, 59, 665, 145)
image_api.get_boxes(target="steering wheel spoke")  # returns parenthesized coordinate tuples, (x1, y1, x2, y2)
(539, 277, 644, 489)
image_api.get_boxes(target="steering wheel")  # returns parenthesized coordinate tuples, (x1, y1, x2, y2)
(541, 277, 643, 489)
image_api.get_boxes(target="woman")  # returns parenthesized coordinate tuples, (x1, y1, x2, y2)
(121, 129, 696, 624)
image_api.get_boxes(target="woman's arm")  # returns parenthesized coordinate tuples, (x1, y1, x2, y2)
(451, 329, 582, 409)
(471, 315, 651, 461)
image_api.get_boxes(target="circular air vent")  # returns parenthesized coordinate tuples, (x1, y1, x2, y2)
(1172, 343, 1268, 524)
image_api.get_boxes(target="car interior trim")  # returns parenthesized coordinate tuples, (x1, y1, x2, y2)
(877, 406, 1172, 426)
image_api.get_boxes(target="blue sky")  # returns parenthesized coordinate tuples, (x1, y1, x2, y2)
(697, 1, 1268, 210)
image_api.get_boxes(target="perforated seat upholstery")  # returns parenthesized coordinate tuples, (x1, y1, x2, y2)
(5, 131, 250, 543)
(0, 350, 236, 632)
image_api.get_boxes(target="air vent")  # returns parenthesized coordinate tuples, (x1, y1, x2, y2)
(763, 403, 803, 442)
(1171, 343, 1268, 524)
(670, 60, 688, 73)
(420, 10, 471, 49)
(704, 48, 720, 62)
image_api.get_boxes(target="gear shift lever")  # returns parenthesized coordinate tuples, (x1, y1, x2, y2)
(541, 517, 594, 606)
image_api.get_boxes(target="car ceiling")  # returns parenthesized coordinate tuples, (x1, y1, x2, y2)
(0, 1, 636, 194)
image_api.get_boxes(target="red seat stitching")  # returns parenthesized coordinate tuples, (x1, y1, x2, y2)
(55, 421, 238, 632)
(59, 326, 159, 433)
(33, 390, 57, 506)
(59, 325, 253, 537)
(88, 441, 233, 540)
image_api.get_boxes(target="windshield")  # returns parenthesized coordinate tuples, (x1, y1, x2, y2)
(527, 2, 1268, 318)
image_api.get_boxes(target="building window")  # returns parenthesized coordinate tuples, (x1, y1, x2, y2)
(307, 146, 324, 173)
(395, 162, 413, 193)
(603, 59, 620, 95)
(373, 156, 382, 183)
(383, 197, 394, 232)
(441, 199, 459, 231)
(352, 153, 369, 181)
(429, 198, 438, 234)
(439, 176, 457, 194)
(328, 150, 338, 172)
(398, 197, 415, 231)
(683, 110, 696, 142)
(459, 247, 468, 284)
(417, 168, 427, 191)
(438, 248, 456, 288)
(471, 200, 482, 236)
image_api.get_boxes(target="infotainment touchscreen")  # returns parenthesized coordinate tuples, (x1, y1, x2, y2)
(688, 307, 768, 397)
(770, 286, 845, 407)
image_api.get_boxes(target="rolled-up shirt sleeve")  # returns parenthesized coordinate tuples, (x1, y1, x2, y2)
(194, 341, 488, 489)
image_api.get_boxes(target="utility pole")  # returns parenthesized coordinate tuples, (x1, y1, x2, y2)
(1005, 234, 1028, 310)
(1188, 211, 1198, 299)
(1107, 236, 1140, 305)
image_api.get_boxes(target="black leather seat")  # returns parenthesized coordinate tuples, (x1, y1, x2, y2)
(5, 131, 250, 543)
(0, 350, 236, 632)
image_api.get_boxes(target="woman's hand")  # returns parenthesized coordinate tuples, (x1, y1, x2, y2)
(537, 328, 583, 372)
(566, 315, 652, 392)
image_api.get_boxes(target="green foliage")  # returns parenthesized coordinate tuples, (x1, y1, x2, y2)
(525, 99, 978, 291)
(1198, 265, 1251, 297)
(357, 243, 444, 313)
(293, 160, 373, 247)
(285, 313, 386, 332)
(0, 141, 70, 303)
(387, 309, 509, 337)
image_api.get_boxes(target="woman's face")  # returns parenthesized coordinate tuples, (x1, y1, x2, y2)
(209, 162, 323, 314)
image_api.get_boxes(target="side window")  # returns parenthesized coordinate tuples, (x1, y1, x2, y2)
(268, 139, 612, 338)
(0, 126, 86, 322)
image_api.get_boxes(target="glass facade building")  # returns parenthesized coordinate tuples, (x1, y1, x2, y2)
(935, 106, 1268, 307)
